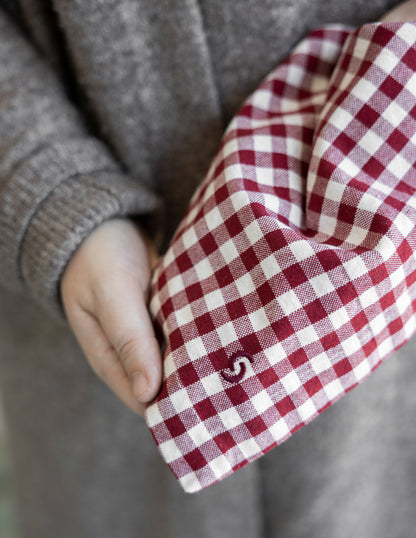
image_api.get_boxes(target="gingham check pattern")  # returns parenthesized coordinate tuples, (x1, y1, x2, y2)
(145, 22, 416, 493)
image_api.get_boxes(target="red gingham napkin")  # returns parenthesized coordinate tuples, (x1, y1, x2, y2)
(144, 22, 416, 493)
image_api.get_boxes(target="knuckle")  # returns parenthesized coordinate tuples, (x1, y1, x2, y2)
(90, 346, 120, 384)
(92, 277, 114, 308)
(117, 337, 142, 374)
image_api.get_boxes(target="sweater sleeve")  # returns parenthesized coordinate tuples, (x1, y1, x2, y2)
(0, 7, 162, 320)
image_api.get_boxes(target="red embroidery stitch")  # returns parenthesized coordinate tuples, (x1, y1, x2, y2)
(220, 352, 254, 383)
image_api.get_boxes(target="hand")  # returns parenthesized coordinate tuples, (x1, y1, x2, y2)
(381, 0, 416, 22)
(60, 217, 163, 417)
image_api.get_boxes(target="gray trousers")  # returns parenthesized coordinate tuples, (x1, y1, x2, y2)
(1, 285, 415, 538)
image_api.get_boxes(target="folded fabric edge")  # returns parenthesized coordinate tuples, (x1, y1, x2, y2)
(144, 19, 416, 494)
(145, 334, 410, 494)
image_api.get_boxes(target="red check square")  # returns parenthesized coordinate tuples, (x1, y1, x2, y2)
(145, 22, 416, 494)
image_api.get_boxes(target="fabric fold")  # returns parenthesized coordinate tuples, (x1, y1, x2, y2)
(145, 22, 416, 493)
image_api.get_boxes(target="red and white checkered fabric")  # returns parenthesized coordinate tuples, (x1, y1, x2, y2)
(145, 22, 416, 493)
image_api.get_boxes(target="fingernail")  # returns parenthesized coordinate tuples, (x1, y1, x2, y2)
(133, 372, 149, 399)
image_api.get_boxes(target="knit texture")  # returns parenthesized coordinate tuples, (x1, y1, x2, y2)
(0, 0, 395, 320)
(3, 1, 416, 536)
(0, 7, 162, 318)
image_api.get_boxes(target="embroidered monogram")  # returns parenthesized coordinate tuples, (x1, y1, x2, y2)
(220, 352, 254, 383)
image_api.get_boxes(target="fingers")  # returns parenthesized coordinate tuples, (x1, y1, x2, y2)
(93, 275, 163, 404)
(65, 305, 147, 416)
(60, 218, 164, 415)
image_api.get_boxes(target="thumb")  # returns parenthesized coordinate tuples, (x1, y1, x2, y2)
(96, 277, 163, 403)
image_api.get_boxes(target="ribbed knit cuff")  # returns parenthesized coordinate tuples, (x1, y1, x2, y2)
(0, 137, 162, 320)
(22, 171, 162, 320)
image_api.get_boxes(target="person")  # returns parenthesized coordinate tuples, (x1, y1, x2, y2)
(0, 1, 415, 537)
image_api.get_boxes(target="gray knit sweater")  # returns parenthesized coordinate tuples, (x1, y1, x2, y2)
(4, 2, 416, 538)
(0, 0, 397, 319)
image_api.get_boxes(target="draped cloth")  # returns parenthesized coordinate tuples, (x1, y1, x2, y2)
(145, 22, 416, 493)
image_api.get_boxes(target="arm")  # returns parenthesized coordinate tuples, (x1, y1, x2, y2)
(0, 7, 163, 414)
(0, 6, 161, 318)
